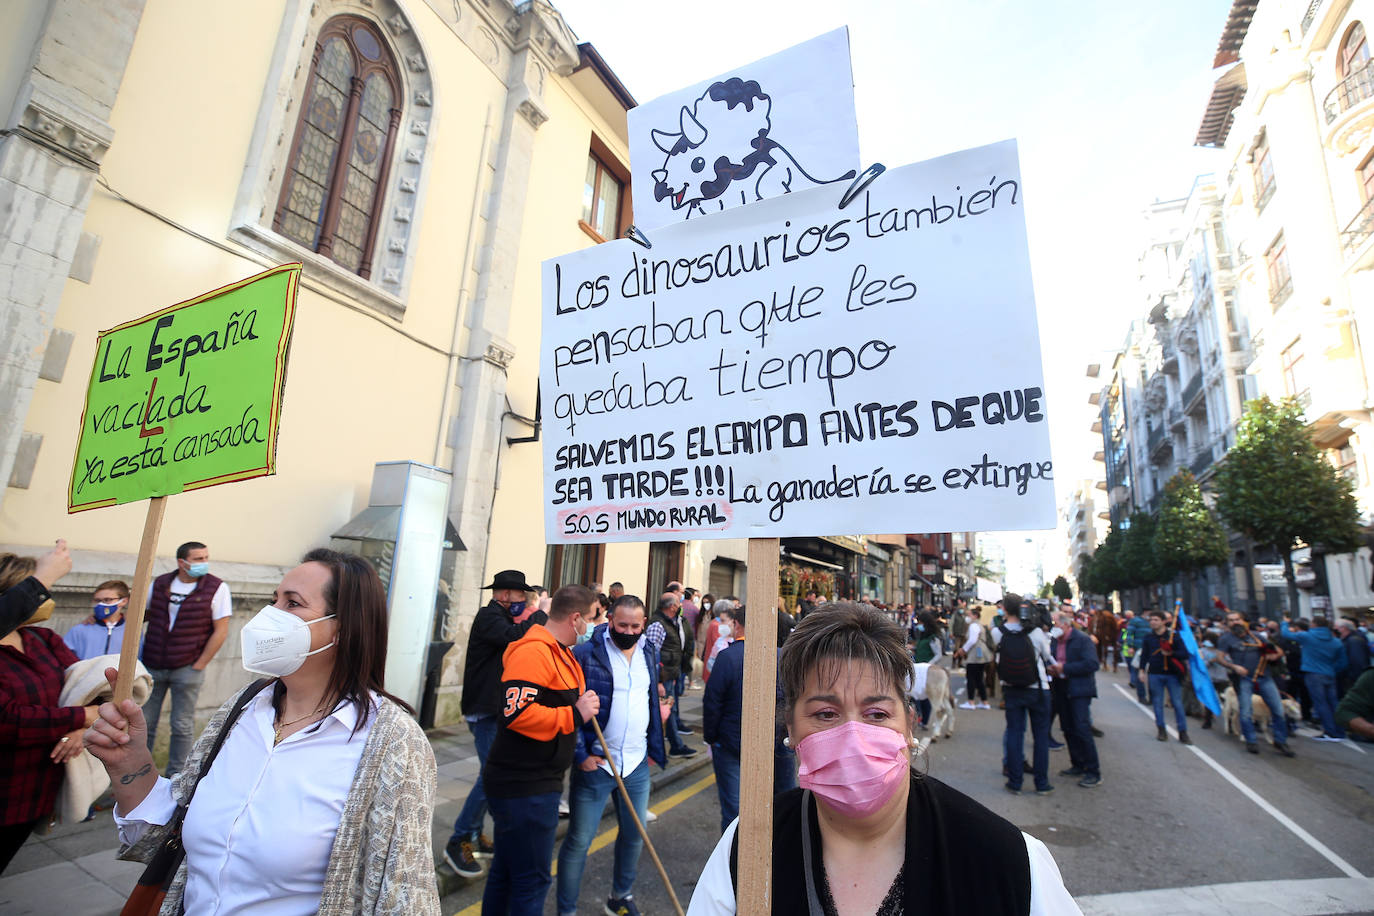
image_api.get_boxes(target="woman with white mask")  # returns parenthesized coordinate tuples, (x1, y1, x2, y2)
(85, 548, 439, 915)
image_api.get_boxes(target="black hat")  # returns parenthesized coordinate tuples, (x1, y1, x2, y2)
(483, 569, 539, 591)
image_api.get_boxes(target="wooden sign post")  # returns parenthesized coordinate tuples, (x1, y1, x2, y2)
(68, 264, 301, 703)
(738, 536, 781, 912)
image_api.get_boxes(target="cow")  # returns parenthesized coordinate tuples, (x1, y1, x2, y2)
(649, 77, 856, 219)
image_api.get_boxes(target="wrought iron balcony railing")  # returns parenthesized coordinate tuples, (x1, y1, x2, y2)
(1324, 59, 1374, 124)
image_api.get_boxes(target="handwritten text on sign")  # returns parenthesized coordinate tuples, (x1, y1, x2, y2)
(68, 264, 300, 512)
(541, 140, 1054, 542)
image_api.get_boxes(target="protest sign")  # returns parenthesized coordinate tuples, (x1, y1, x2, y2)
(542, 139, 1054, 544)
(68, 263, 300, 512)
(627, 28, 860, 233)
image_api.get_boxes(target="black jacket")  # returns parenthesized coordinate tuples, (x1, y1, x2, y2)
(1139, 628, 1190, 677)
(460, 599, 548, 717)
(703, 639, 745, 755)
(650, 608, 688, 681)
(0, 576, 49, 640)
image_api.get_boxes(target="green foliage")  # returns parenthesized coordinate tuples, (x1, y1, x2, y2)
(1213, 397, 1362, 556)
(1037, 583, 1052, 599)
(1154, 469, 1229, 576)
(1051, 575, 1073, 601)
(1079, 526, 1126, 596)
(1121, 512, 1168, 587)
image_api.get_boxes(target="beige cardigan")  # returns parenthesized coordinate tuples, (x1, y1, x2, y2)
(119, 683, 440, 915)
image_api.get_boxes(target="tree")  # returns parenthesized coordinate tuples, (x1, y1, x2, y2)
(1120, 511, 1168, 606)
(1153, 469, 1228, 608)
(1051, 575, 1072, 601)
(1213, 397, 1362, 616)
(1037, 583, 1052, 599)
(1080, 526, 1126, 599)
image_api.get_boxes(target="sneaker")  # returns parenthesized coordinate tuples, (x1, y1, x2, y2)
(476, 834, 495, 858)
(444, 838, 483, 878)
(1312, 734, 1344, 742)
(669, 745, 699, 758)
(1274, 743, 1296, 758)
(977, 702, 991, 709)
(677, 726, 696, 736)
(1059, 766, 1084, 777)
(1077, 774, 1102, 789)
(958, 701, 976, 710)
(1246, 743, 1259, 754)
(1156, 727, 1168, 742)
(645, 809, 658, 822)
(605, 895, 643, 916)
(559, 799, 570, 817)
(1090, 726, 1104, 738)
(1034, 785, 1055, 796)
(1048, 739, 1065, 750)
(1003, 782, 1021, 795)
(1178, 732, 1193, 746)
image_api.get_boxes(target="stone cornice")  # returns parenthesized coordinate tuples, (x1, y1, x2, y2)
(11, 76, 115, 169)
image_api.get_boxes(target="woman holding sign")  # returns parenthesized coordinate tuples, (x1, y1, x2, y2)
(686, 603, 1080, 915)
(84, 548, 440, 915)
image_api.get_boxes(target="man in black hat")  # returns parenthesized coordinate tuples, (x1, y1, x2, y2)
(444, 569, 547, 878)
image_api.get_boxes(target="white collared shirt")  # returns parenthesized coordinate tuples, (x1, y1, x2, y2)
(600, 628, 651, 776)
(115, 689, 377, 915)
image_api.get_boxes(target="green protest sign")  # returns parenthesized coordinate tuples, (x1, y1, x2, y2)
(68, 263, 301, 512)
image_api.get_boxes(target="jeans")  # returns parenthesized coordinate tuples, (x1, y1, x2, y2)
(674, 673, 688, 728)
(711, 744, 741, 832)
(1127, 656, 1146, 700)
(1305, 672, 1346, 738)
(1237, 675, 1290, 745)
(448, 715, 499, 843)
(665, 676, 688, 752)
(1002, 686, 1051, 791)
(556, 760, 651, 912)
(142, 665, 205, 777)
(1063, 695, 1099, 777)
(1148, 673, 1187, 732)
(483, 791, 561, 916)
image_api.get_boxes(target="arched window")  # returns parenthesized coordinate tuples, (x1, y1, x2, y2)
(274, 16, 401, 278)
(1340, 21, 1369, 78)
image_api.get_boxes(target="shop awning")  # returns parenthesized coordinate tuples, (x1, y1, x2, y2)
(820, 535, 867, 555)
(785, 550, 845, 571)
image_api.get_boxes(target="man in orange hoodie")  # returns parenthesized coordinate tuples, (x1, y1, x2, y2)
(481, 584, 600, 916)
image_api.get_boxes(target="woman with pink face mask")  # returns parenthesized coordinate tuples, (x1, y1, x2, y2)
(686, 602, 1080, 916)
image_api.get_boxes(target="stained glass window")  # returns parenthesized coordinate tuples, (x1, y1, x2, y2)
(274, 17, 400, 278)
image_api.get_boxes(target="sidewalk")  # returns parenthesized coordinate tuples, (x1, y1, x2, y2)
(0, 686, 711, 915)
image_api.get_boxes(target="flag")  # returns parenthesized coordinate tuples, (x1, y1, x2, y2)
(1174, 600, 1221, 716)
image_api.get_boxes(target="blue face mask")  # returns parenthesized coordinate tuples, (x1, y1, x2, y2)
(507, 601, 527, 617)
(916, 624, 925, 632)
(93, 602, 122, 622)
(187, 562, 209, 578)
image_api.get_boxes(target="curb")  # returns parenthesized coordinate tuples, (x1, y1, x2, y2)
(436, 749, 714, 897)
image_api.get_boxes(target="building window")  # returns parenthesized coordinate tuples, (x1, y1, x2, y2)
(1339, 21, 1369, 78)
(274, 16, 401, 278)
(1266, 232, 1292, 309)
(1334, 440, 1359, 483)
(1253, 132, 1276, 211)
(647, 542, 684, 597)
(1360, 149, 1374, 202)
(582, 153, 624, 241)
(1281, 340, 1306, 398)
(543, 544, 605, 592)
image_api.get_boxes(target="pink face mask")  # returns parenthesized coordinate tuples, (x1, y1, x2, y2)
(795, 720, 910, 818)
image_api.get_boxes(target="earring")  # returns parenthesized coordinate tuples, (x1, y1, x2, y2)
(782, 736, 792, 749)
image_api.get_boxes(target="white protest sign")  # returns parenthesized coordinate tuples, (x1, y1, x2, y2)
(627, 28, 860, 234)
(541, 139, 1054, 544)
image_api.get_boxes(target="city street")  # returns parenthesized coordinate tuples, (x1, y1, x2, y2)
(439, 664, 1374, 915)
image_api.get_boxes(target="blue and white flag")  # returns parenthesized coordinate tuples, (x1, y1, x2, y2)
(1175, 599, 1221, 716)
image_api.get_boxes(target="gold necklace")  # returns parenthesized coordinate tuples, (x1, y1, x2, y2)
(273, 706, 326, 746)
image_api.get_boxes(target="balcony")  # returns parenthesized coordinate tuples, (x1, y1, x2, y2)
(1161, 340, 1179, 374)
(1301, 0, 1323, 35)
(1147, 425, 1172, 461)
(1169, 407, 1186, 430)
(1323, 60, 1374, 155)
(1181, 373, 1204, 410)
(1269, 276, 1293, 310)
(1190, 445, 1215, 477)
(1343, 194, 1374, 263)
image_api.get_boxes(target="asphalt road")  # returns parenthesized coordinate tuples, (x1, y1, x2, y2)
(442, 664, 1374, 915)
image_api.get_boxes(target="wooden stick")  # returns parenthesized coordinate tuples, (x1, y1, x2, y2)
(114, 496, 167, 704)
(589, 716, 685, 916)
(738, 536, 780, 914)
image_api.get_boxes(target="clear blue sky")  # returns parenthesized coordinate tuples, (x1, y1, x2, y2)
(554, 0, 1233, 538)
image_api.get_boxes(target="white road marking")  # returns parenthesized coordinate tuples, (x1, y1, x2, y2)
(1077, 876, 1374, 915)
(1110, 682, 1363, 879)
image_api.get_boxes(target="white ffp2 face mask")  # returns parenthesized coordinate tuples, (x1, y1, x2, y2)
(241, 605, 336, 677)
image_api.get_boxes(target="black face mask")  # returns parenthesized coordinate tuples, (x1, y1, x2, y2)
(609, 629, 641, 650)
(1231, 624, 1249, 636)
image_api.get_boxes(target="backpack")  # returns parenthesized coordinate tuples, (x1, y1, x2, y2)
(996, 626, 1040, 687)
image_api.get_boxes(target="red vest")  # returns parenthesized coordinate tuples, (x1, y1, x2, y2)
(141, 571, 223, 669)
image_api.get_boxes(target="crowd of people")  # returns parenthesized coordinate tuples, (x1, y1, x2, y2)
(4, 536, 1373, 914)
